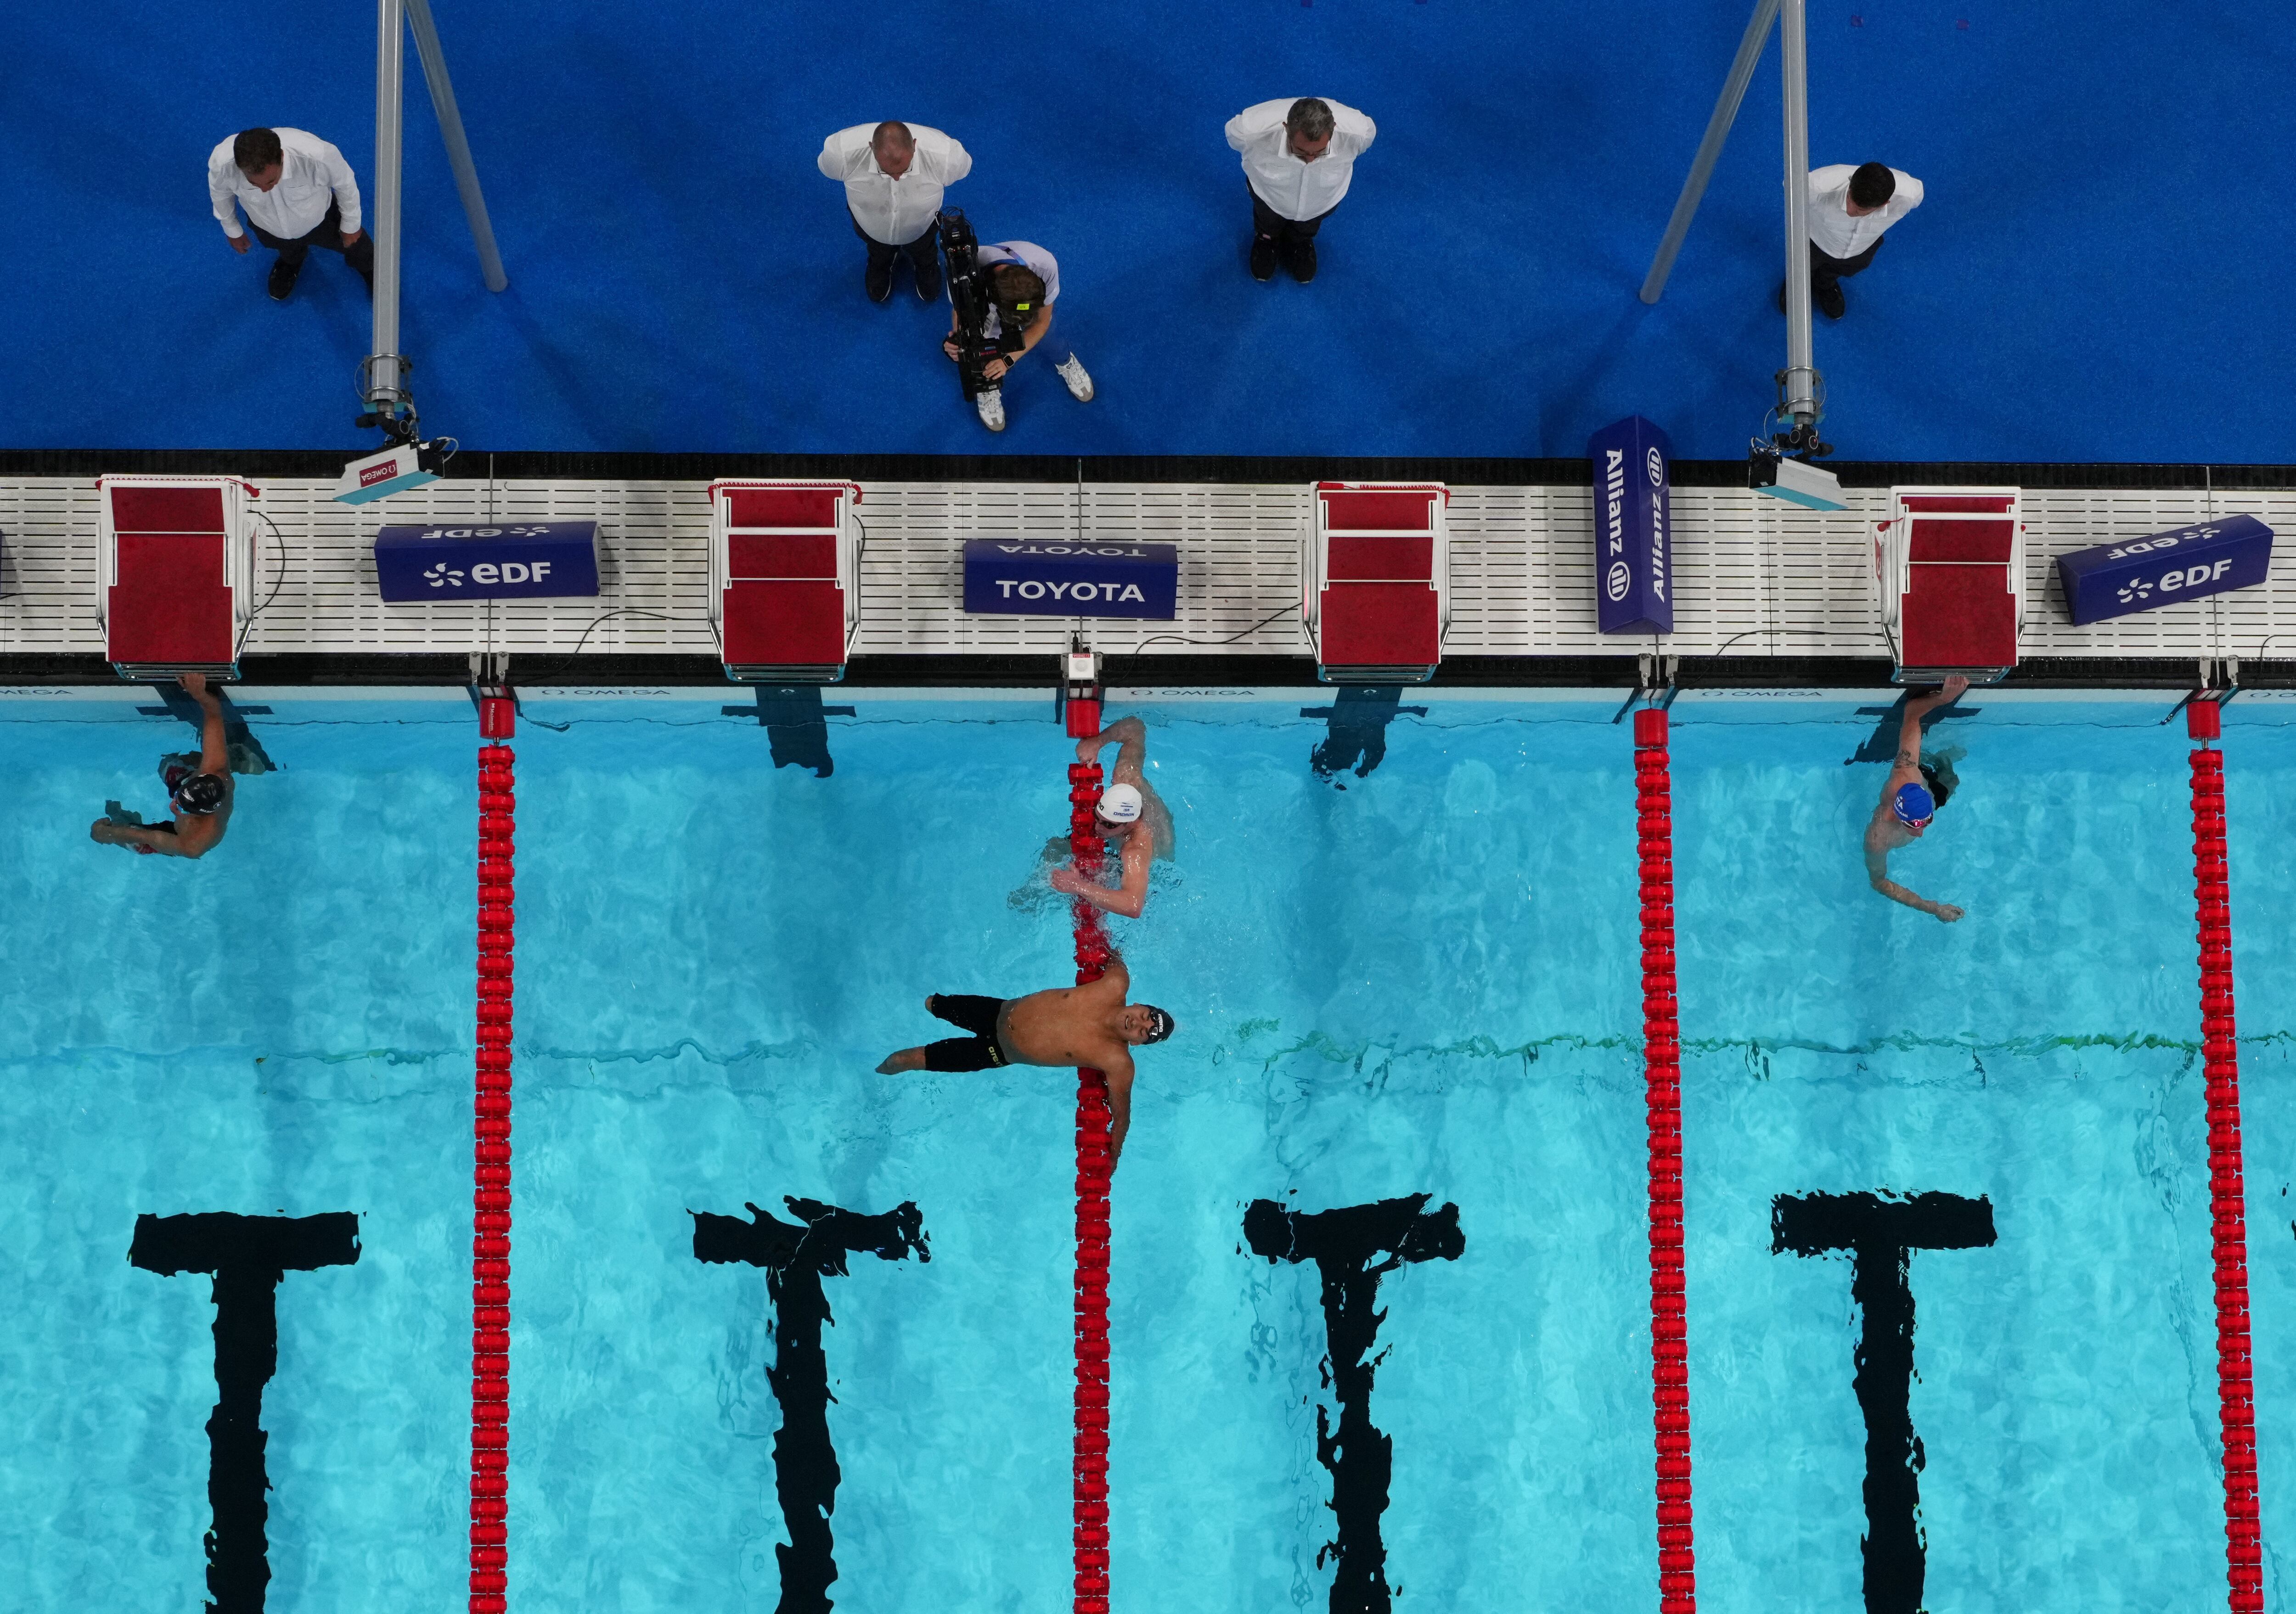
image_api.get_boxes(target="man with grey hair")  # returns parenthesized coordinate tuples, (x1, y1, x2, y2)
(1224, 96, 1377, 283)
(818, 119, 973, 304)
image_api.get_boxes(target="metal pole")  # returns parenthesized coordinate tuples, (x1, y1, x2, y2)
(1639, 0, 1782, 304)
(369, 0, 405, 410)
(1780, 0, 1818, 426)
(405, 0, 509, 292)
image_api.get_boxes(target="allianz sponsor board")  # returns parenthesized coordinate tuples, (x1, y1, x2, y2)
(2054, 514, 2273, 625)
(1588, 415, 1673, 635)
(961, 538, 1178, 620)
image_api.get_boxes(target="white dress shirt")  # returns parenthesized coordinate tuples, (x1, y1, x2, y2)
(207, 129, 362, 241)
(1224, 98, 1377, 222)
(1804, 164, 1924, 260)
(973, 242, 1060, 341)
(818, 123, 972, 246)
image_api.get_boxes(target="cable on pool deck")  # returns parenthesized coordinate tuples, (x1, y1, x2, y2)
(2186, 698, 2263, 1613)
(472, 703, 516, 1614)
(1633, 707, 1697, 1613)
(1066, 759, 1114, 1614)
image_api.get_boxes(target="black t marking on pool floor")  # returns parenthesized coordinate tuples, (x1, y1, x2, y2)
(722, 686, 857, 779)
(128, 1211, 361, 1614)
(1245, 1193, 1464, 1614)
(1773, 1191, 1995, 1614)
(692, 1198, 930, 1614)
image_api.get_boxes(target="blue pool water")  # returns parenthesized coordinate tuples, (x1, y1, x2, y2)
(3, 688, 2293, 1611)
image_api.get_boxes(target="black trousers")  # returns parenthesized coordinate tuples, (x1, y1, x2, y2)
(920, 994, 1011, 1072)
(250, 202, 374, 286)
(851, 211, 940, 274)
(1810, 235, 1882, 294)
(1249, 183, 1337, 244)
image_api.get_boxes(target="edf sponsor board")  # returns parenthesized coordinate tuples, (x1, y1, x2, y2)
(1588, 416, 1673, 634)
(2054, 514, 2273, 625)
(373, 520, 601, 602)
(962, 538, 1179, 620)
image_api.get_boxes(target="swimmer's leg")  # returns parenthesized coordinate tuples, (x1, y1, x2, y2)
(927, 994, 1004, 1035)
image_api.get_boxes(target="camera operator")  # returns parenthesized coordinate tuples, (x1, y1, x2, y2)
(818, 120, 971, 304)
(940, 240, 1095, 433)
(1224, 97, 1377, 284)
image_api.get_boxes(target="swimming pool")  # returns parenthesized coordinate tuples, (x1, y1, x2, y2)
(3, 687, 2290, 1611)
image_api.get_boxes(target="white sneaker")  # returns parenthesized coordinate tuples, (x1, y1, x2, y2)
(975, 388, 1006, 432)
(1056, 354, 1095, 402)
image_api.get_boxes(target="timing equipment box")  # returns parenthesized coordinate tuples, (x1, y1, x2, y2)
(1589, 415, 1674, 634)
(374, 520, 602, 602)
(962, 539, 1178, 620)
(2054, 515, 2273, 625)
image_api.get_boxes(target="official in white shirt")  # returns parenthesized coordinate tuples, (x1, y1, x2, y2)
(206, 127, 372, 303)
(1224, 97, 1376, 284)
(818, 121, 972, 304)
(1779, 162, 1925, 320)
(938, 241, 1093, 433)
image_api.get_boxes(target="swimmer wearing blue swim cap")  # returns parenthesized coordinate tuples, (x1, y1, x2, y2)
(1863, 675, 1969, 922)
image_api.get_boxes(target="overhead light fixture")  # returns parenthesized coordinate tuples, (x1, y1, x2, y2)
(1749, 451, 1846, 511)
(333, 440, 446, 506)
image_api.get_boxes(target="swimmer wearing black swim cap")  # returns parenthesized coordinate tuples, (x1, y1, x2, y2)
(874, 944, 1173, 1169)
(1863, 675, 1968, 922)
(89, 673, 239, 861)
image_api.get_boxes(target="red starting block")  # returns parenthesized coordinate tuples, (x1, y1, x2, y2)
(707, 479, 864, 682)
(1875, 486, 2025, 685)
(1304, 482, 1450, 682)
(96, 475, 261, 680)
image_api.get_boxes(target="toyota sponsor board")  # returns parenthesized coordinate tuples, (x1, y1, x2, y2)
(961, 539, 1178, 620)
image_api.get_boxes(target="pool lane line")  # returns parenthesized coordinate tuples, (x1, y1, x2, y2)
(1633, 706, 1698, 1613)
(1065, 756, 1116, 1614)
(2187, 697, 2264, 1614)
(472, 697, 517, 1614)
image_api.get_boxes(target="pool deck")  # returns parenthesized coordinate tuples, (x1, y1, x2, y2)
(3, 467, 2292, 685)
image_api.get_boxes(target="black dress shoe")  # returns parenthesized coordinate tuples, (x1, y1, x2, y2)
(913, 257, 943, 302)
(268, 257, 302, 302)
(1774, 280, 1787, 314)
(865, 260, 892, 304)
(1816, 281, 1846, 319)
(1249, 235, 1277, 282)
(1283, 236, 1317, 283)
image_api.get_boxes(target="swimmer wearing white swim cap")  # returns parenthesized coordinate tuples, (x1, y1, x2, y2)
(1050, 714, 1175, 919)
(1863, 674, 1969, 923)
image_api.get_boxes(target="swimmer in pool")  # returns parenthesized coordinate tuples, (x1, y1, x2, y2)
(1050, 715, 1174, 919)
(88, 673, 237, 860)
(874, 947, 1174, 1165)
(1863, 674, 1970, 922)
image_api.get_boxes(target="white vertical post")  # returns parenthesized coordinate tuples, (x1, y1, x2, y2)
(1639, 0, 1782, 304)
(368, 0, 405, 413)
(1780, 0, 1818, 426)
(405, 0, 508, 292)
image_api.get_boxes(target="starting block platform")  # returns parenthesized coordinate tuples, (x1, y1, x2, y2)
(3, 470, 2292, 678)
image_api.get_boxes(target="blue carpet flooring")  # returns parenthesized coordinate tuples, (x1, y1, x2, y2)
(4, 0, 2290, 460)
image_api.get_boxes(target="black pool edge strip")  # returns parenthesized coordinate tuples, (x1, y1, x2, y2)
(4, 652, 2289, 691)
(1, 448, 2292, 490)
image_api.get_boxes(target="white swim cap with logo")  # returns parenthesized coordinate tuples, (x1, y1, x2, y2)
(1096, 782, 1144, 824)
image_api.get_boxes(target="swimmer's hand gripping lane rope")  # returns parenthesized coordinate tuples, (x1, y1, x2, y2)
(1633, 709, 1696, 1614)
(471, 708, 516, 1613)
(2187, 700, 2263, 1614)
(1066, 761, 1114, 1614)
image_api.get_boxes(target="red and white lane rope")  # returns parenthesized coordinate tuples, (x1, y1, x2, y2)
(1633, 708, 1696, 1614)
(471, 710, 516, 1614)
(2188, 699, 2263, 1613)
(1066, 759, 1114, 1614)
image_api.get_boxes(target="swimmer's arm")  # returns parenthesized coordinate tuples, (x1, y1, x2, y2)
(1075, 714, 1146, 776)
(186, 675, 228, 774)
(1866, 843, 1961, 921)
(1102, 1051, 1134, 1167)
(1056, 833, 1150, 918)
